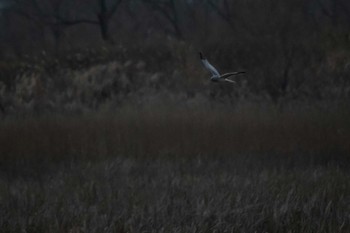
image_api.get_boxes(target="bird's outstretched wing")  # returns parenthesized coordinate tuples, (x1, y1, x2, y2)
(220, 71, 246, 79)
(224, 78, 236, 84)
(199, 52, 220, 76)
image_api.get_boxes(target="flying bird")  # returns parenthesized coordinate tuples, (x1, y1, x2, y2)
(199, 52, 245, 83)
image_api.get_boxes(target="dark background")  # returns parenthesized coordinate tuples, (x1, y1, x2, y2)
(0, 0, 350, 113)
(0, 1, 350, 232)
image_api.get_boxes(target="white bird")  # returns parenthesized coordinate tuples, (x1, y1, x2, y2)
(200, 52, 245, 83)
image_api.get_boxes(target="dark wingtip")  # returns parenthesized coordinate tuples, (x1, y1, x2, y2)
(199, 52, 204, 60)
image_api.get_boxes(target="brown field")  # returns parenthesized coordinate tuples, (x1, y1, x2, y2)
(1, 103, 350, 160)
(0, 103, 349, 233)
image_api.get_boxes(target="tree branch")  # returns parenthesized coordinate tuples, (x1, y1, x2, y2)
(58, 18, 99, 26)
(107, 0, 123, 19)
(207, 0, 234, 28)
(143, 0, 182, 38)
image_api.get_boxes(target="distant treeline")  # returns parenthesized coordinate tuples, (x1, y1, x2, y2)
(0, 0, 349, 114)
(1, 0, 350, 54)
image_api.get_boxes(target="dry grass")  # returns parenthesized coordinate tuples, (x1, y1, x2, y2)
(0, 102, 349, 161)
(0, 103, 350, 232)
(1, 157, 350, 233)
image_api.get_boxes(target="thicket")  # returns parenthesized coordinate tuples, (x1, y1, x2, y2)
(0, 0, 350, 114)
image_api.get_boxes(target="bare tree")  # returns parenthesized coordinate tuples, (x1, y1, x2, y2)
(96, 0, 122, 42)
(55, 0, 123, 43)
(142, 0, 183, 38)
(10, 0, 65, 53)
(0, 99, 4, 114)
(205, 0, 259, 37)
(12, 0, 122, 48)
(316, 0, 350, 26)
(206, 0, 235, 29)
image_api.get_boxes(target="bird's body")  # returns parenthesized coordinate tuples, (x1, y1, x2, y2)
(199, 52, 245, 83)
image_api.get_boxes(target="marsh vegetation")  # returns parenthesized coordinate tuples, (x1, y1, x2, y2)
(0, 0, 350, 232)
(0, 105, 350, 232)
